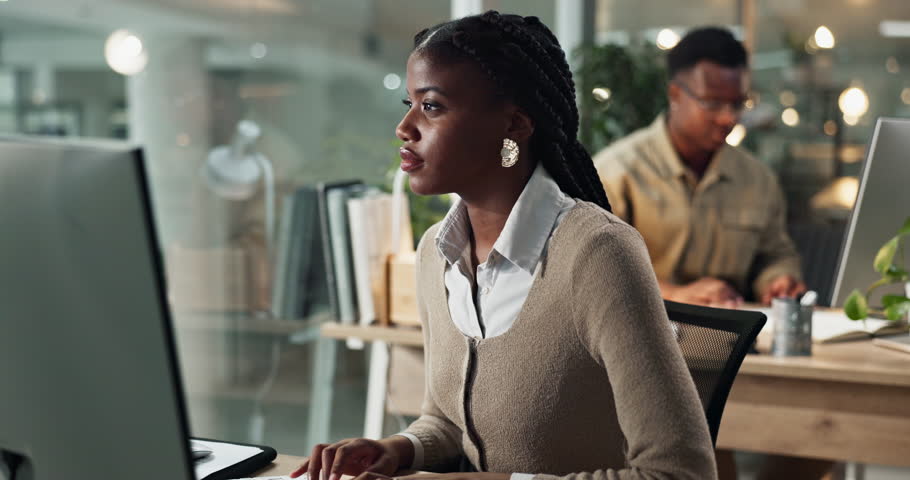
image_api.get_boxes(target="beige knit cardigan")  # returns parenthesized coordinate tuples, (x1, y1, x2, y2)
(402, 202, 717, 480)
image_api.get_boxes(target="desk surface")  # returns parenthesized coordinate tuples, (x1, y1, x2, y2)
(255, 454, 305, 476)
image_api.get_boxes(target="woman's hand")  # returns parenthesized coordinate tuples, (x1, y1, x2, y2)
(290, 437, 410, 480)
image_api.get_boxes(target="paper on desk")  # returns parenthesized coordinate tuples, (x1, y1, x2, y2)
(192, 439, 263, 479)
(748, 307, 900, 342)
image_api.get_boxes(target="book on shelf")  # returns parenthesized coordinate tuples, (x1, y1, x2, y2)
(270, 192, 296, 318)
(347, 192, 413, 328)
(751, 307, 909, 343)
(317, 180, 367, 324)
(270, 186, 325, 320)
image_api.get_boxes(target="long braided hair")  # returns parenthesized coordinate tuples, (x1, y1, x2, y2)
(411, 10, 612, 213)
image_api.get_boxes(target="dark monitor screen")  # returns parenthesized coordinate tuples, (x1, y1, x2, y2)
(0, 136, 195, 480)
(830, 117, 910, 307)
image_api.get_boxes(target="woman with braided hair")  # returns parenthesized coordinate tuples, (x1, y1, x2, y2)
(291, 11, 715, 480)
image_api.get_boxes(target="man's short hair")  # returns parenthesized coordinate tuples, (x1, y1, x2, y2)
(667, 27, 748, 78)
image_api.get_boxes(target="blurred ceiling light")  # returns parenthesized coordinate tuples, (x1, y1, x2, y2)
(104, 29, 148, 76)
(843, 113, 860, 126)
(383, 73, 401, 90)
(779, 90, 796, 107)
(781, 108, 799, 127)
(592, 87, 612, 102)
(250, 42, 268, 59)
(810, 176, 859, 211)
(838, 86, 869, 117)
(814, 26, 835, 49)
(656, 29, 680, 50)
(880, 20, 910, 38)
(902, 87, 910, 105)
(725, 124, 746, 147)
(885, 57, 900, 74)
(824, 120, 838, 136)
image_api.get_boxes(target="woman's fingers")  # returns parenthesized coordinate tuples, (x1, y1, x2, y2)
(307, 443, 328, 480)
(289, 459, 309, 478)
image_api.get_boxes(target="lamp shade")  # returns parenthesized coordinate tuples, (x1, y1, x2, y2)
(202, 120, 265, 200)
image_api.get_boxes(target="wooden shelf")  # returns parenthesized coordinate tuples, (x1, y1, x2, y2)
(320, 323, 423, 347)
(173, 311, 333, 337)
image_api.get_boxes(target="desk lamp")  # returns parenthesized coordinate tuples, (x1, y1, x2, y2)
(201, 120, 277, 443)
(202, 119, 275, 250)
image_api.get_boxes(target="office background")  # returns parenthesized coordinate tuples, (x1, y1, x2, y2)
(0, 0, 908, 478)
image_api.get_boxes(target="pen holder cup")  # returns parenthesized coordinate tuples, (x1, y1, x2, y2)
(770, 298, 813, 357)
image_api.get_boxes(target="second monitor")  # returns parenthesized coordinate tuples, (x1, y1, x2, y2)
(830, 117, 910, 307)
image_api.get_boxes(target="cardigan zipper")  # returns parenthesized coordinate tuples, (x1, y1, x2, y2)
(463, 338, 488, 471)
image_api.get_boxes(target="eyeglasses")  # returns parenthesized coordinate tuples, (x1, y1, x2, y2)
(672, 80, 754, 113)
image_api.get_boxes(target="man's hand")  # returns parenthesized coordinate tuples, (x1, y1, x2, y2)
(760, 275, 806, 305)
(661, 277, 743, 308)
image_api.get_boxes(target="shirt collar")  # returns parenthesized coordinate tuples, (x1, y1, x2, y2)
(651, 113, 733, 183)
(435, 163, 572, 274)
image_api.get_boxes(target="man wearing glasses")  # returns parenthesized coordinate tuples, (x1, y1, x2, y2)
(594, 27, 805, 309)
(594, 27, 831, 480)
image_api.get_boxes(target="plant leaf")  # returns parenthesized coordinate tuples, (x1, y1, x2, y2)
(874, 237, 900, 274)
(884, 268, 910, 284)
(881, 294, 910, 307)
(844, 289, 869, 320)
(884, 301, 910, 321)
(899, 217, 910, 236)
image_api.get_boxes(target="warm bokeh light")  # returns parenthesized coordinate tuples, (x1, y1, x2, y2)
(838, 86, 869, 117)
(781, 108, 799, 127)
(104, 29, 148, 76)
(656, 29, 681, 50)
(811, 176, 859, 211)
(725, 124, 746, 147)
(814, 26, 835, 49)
(901, 87, 910, 105)
(592, 87, 612, 102)
(843, 114, 860, 126)
(886, 57, 900, 74)
(779, 90, 796, 107)
(824, 120, 838, 136)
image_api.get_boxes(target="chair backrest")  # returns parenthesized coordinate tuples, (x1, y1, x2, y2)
(664, 300, 766, 446)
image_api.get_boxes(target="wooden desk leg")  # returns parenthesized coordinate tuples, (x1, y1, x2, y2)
(363, 340, 390, 439)
(307, 336, 337, 447)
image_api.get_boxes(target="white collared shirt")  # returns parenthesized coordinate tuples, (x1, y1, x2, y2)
(434, 162, 576, 339)
(397, 163, 576, 476)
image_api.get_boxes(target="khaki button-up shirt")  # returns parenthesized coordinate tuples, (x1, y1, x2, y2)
(593, 114, 802, 299)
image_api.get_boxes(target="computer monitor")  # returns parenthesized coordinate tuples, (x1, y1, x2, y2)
(0, 136, 195, 479)
(830, 117, 910, 307)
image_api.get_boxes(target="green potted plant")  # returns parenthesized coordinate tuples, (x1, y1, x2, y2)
(573, 43, 667, 154)
(844, 217, 910, 322)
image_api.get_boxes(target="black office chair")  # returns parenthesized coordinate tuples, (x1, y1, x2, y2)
(664, 300, 766, 446)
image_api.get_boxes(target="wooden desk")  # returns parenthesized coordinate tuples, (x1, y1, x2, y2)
(318, 322, 910, 468)
(719, 336, 910, 466)
(255, 453, 306, 476)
